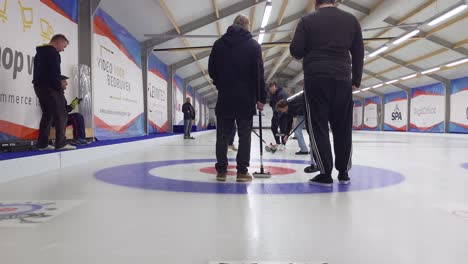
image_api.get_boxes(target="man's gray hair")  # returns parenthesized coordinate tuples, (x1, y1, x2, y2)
(233, 15, 250, 31)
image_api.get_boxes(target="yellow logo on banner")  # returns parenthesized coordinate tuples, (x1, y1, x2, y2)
(18, 0, 33, 31)
(40, 18, 54, 41)
(0, 0, 7, 23)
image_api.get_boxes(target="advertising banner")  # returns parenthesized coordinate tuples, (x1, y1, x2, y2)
(147, 53, 168, 133)
(0, 0, 79, 141)
(172, 74, 184, 125)
(363, 96, 382, 131)
(384, 91, 408, 131)
(353, 100, 363, 130)
(93, 8, 144, 140)
(194, 92, 200, 128)
(410, 83, 445, 133)
(449, 77, 468, 133)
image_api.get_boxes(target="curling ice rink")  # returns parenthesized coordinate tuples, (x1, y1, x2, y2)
(1, 130, 467, 264)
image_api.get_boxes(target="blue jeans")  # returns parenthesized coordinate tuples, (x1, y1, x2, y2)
(295, 116, 308, 152)
(184, 119, 192, 137)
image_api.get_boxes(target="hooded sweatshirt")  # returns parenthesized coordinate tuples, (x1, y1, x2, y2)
(32, 45, 62, 91)
(208, 25, 267, 118)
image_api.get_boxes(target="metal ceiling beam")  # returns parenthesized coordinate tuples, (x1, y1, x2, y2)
(185, 72, 207, 83)
(362, 48, 448, 82)
(197, 86, 212, 94)
(274, 56, 294, 79)
(340, 0, 371, 15)
(203, 92, 218, 101)
(249, 5, 256, 32)
(158, 0, 215, 89)
(267, 48, 291, 82)
(365, 47, 450, 86)
(385, 17, 468, 57)
(193, 81, 212, 91)
(201, 89, 216, 96)
(184, 47, 286, 86)
(261, 5, 313, 80)
(143, 0, 266, 49)
(263, 10, 306, 33)
(172, 50, 211, 70)
(206, 94, 217, 100)
(205, 91, 218, 98)
(212, 0, 223, 36)
(171, 27, 290, 70)
(288, 72, 304, 87)
(373, 1, 436, 38)
(363, 69, 411, 92)
(366, 1, 467, 66)
(306, 0, 315, 13)
(276, 72, 296, 79)
(91, 0, 101, 15)
(265, 52, 283, 63)
(362, 4, 467, 84)
(263, 0, 290, 59)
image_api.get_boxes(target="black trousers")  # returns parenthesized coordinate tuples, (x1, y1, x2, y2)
(67, 113, 86, 140)
(271, 114, 292, 144)
(34, 85, 67, 149)
(303, 78, 353, 175)
(216, 116, 253, 174)
(228, 121, 237, 145)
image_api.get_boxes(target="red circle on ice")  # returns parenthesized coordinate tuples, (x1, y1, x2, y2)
(199, 165, 296, 176)
(0, 208, 18, 212)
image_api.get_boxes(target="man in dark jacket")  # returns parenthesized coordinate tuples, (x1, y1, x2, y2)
(268, 82, 292, 147)
(290, 0, 364, 187)
(33, 34, 75, 151)
(182, 97, 195, 139)
(208, 15, 266, 183)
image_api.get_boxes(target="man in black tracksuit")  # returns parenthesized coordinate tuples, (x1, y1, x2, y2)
(33, 34, 75, 151)
(209, 15, 266, 182)
(182, 97, 195, 139)
(290, 0, 364, 187)
(268, 82, 292, 146)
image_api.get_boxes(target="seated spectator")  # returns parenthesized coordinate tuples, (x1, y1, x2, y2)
(60, 75, 89, 145)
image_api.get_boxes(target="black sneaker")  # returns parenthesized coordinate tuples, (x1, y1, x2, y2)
(338, 171, 350, 185)
(189, 137, 195, 140)
(304, 164, 319, 173)
(295, 151, 309, 155)
(309, 174, 333, 188)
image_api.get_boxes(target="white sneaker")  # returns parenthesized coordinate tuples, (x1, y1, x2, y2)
(56, 144, 77, 151)
(278, 144, 286, 150)
(229, 145, 238, 151)
(37, 145, 54, 151)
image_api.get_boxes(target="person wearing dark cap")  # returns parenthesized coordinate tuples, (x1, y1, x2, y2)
(33, 34, 75, 151)
(60, 75, 88, 145)
(290, 0, 364, 187)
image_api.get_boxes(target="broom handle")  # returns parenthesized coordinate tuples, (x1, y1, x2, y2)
(287, 119, 305, 138)
(258, 110, 264, 173)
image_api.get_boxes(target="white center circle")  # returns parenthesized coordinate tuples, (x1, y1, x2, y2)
(148, 162, 312, 184)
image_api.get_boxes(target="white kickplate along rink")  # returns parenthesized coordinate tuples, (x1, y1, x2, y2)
(209, 261, 328, 264)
